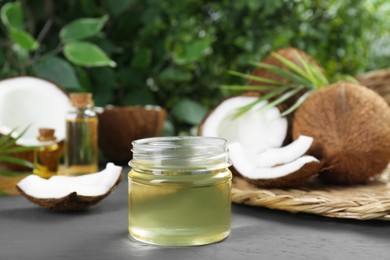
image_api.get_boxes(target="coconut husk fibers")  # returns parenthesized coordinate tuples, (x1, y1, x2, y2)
(16, 174, 122, 211)
(357, 69, 390, 105)
(293, 82, 390, 184)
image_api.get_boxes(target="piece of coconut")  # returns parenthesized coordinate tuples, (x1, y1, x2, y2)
(256, 135, 313, 168)
(0, 76, 71, 146)
(200, 95, 288, 155)
(0, 76, 71, 171)
(293, 82, 390, 184)
(229, 142, 320, 188)
(16, 163, 122, 211)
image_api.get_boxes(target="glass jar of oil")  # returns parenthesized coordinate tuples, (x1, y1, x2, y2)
(128, 136, 232, 246)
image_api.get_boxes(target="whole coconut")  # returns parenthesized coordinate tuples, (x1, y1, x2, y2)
(292, 82, 390, 184)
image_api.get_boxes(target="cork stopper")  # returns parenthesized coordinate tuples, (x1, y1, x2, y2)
(37, 128, 56, 142)
(70, 93, 93, 108)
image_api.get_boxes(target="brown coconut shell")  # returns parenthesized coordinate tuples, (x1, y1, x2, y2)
(292, 82, 390, 184)
(356, 69, 390, 105)
(98, 106, 166, 165)
(16, 173, 122, 211)
(243, 160, 321, 189)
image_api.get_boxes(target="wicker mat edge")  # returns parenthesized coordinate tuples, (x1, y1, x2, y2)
(232, 176, 390, 221)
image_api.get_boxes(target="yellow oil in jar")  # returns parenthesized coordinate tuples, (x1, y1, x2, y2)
(128, 169, 232, 246)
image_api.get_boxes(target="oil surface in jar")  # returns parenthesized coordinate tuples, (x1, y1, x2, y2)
(128, 169, 232, 246)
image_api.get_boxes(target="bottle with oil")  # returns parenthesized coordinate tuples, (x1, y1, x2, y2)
(64, 93, 98, 176)
(128, 136, 232, 246)
(33, 128, 61, 178)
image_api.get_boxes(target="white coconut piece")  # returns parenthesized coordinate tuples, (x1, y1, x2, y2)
(229, 142, 319, 179)
(0, 76, 71, 146)
(256, 135, 313, 168)
(201, 96, 288, 154)
(17, 163, 122, 199)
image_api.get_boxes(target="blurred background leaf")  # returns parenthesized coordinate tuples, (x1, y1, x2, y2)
(0, 1, 23, 30)
(32, 56, 81, 90)
(60, 15, 109, 42)
(64, 41, 116, 67)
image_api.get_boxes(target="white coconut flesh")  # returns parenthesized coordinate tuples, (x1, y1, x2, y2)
(17, 163, 122, 199)
(201, 96, 288, 155)
(0, 76, 71, 146)
(256, 135, 314, 168)
(229, 138, 319, 180)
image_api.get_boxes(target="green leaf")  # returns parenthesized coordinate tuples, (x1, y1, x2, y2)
(1, 125, 31, 149)
(162, 119, 175, 136)
(0, 156, 34, 169)
(281, 90, 314, 117)
(90, 67, 116, 106)
(0, 146, 36, 153)
(271, 52, 312, 82)
(0, 2, 23, 30)
(0, 170, 30, 177)
(132, 48, 152, 69)
(0, 189, 9, 195)
(249, 62, 313, 86)
(64, 41, 116, 67)
(33, 56, 81, 90)
(228, 70, 283, 85)
(261, 88, 302, 111)
(104, 0, 133, 16)
(171, 99, 208, 125)
(232, 90, 283, 119)
(60, 15, 109, 42)
(0, 128, 17, 147)
(10, 30, 39, 51)
(160, 67, 192, 82)
(173, 38, 213, 64)
(122, 87, 155, 106)
(220, 84, 287, 91)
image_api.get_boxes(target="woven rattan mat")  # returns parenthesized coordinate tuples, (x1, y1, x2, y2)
(232, 176, 390, 220)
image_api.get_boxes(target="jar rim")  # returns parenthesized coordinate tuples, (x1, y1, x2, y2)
(129, 136, 231, 174)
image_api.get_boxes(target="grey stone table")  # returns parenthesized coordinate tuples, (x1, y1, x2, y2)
(1, 170, 390, 260)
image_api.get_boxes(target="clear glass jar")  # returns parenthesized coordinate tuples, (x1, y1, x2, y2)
(128, 136, 232, 246)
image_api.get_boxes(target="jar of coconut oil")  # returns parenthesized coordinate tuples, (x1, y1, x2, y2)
(128, 136, 232, 246)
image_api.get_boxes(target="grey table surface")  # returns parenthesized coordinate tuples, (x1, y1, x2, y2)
(1, 170, 390, 260)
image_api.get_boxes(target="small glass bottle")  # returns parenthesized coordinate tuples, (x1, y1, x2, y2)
(64, 93, 98, 176)
(33, 128, 60, 179)
(128, 136, 232, 246)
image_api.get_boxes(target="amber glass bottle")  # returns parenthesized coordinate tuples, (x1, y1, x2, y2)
(64, 93, 98, 176)
(33, 128, 60, 178)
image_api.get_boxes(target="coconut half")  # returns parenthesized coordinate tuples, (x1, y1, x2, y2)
(228, 137, 320, 188)
(199, 95, 288, 155)
(0, 76, 71, 146)
(199, 95, 320, 188)
(16, 163, 122, 211)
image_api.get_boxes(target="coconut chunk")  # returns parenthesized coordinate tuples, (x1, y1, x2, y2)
(200, 96, 288, 154)
(256, 135, 313, 167)
(229, 142, 320, 188)
(0, 76, 71, 146)
(16, 163, 122, 211)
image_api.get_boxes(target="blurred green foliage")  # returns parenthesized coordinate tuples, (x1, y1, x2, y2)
(0, 0, 389, 134)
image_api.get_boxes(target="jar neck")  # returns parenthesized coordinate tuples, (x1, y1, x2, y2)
(129, 136, 231, 175)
